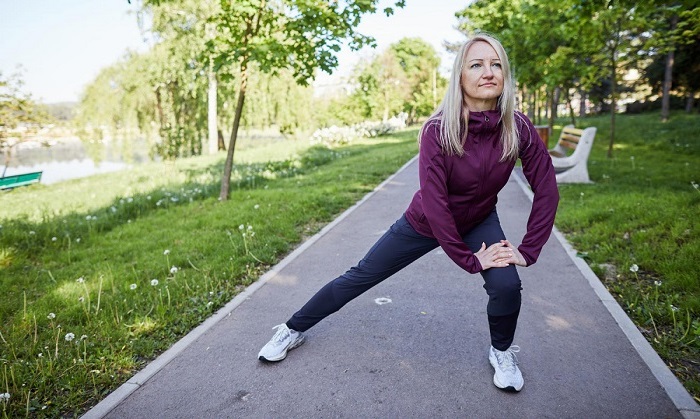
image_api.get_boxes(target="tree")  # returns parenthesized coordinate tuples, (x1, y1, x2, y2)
(207, 0, 405, 200)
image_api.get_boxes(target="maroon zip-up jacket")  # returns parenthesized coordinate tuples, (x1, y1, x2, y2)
(404, 109, 559, 274)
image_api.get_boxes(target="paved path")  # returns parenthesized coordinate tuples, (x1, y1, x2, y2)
(84, 158, 699, 419)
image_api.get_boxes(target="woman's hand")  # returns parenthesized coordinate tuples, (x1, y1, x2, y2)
(474, 240, 527, 270)
(498, 239, 527, 267)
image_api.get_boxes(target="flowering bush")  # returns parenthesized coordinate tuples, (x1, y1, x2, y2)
(310, 113, 408, 146)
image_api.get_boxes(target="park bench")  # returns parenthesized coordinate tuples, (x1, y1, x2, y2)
(0, 171, 43, 190)
(548, 125, 597, 183)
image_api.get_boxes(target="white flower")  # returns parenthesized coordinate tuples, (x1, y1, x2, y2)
(76, 277, 84, 283)
(65, 332, 75, 342)
(47, 313, 56, 320)
(254, 204, 260, 210)
(76, 238, 81, 243)
(78, 297, 85, 303)
(127, 197, 133, 203)
(29, 231, 36, 235)
(654, 281, 662, 287)
(86, 215, 91, 221)
(151, 279, 159, 286)
(80, 335, 88, 341)
(111, 206, 117, 213)
(238, 224, 245, 231)
(0, 392, 9, 401)
(164, 249, 170, 255)
(52, 237, 57, 241)
(671, 305, 679, 312)
(629, 264, 639, 273)
(38, 353, 43, 358)
(170, 266, 178, 274)
(130, 283, 137, 290)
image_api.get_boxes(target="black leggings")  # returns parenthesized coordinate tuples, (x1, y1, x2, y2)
(287, 211, 522, 351)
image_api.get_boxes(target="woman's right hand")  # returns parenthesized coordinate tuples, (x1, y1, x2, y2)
(474, 241, 513, 270)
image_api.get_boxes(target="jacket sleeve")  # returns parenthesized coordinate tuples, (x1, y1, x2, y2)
(517, 114, 560, 266)
(419, 123, 483, 274)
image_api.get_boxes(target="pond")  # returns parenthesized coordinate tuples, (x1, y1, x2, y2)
(1, 137, 151, 185)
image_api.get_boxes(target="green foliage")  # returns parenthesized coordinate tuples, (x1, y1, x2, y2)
(0, 130, 418, 417)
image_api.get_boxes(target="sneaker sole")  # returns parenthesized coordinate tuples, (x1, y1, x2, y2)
(258, 335, 306, 362)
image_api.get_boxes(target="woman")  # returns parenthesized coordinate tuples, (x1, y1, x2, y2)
(257, 34, 559, 393)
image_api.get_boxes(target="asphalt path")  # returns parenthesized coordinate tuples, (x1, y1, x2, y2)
(84, 157, 699, 419)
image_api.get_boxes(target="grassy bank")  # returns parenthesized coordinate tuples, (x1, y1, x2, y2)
(0, 132, 419, 417)
(552, 111, 699, 399)
(1, 111, 698, 417)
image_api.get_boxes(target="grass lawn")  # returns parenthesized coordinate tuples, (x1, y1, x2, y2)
(0, 111, 698, 416)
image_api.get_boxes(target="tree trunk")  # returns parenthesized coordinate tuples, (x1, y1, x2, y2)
(661, 14, 678, 122)
(686, 92, 696, 113)
(579, 89, 587, 118)
(566, 88, 577, 126)
(607, 55, 617, 159)
(208, 66, 218, 154)
(219, 62, 249, 201)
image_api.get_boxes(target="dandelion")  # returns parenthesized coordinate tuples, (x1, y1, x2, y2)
(692, 181, 699, 193)
(0, 392, 9, 402)
(78, 297, 85, 303)
(76, 238, 81, 243)
(147, 195, 152, 200)
(52, 237, 57, 241)
(29, 231, 36, 235)
(629, 264, 639, 273)
(76, 277, 85, 283)
(151, 279, 159, 286)
(47, 313, 56, 320)
(170, 266, 178, 274)
(254, 204, 260, 210)
(164, 249, 170, 255)
(130, 283, 138, 290)
(65, 332, 75, 342)
(671, 305, 679, 312)
(111, 206, 117, 213)
(654, 280, 662, 287)
(38, 353, 43, 358)
(239, 224, 245, 231)
(127, 197, 133, 203)
(80, 335, 88, 341)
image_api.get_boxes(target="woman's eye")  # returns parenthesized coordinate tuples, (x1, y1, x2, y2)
(493, 63, 502, 68)
(471, 63, 481, 69)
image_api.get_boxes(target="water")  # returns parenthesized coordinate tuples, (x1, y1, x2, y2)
(1, 137, 149, 185)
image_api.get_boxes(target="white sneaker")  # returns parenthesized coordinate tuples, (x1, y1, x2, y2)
(258, 324, 305, 362)
(489, 345, 524, 392)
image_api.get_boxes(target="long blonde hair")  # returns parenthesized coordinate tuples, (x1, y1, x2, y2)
(419, 34, 520, 161)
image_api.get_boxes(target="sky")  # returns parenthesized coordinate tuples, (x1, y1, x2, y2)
(0, 0, 467, 104)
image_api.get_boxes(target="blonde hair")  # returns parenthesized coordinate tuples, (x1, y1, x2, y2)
(419, 34, 521, 161)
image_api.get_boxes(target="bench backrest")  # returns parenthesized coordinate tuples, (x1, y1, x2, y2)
(0, 171, 43, 190)
(549, 125, 595, 158)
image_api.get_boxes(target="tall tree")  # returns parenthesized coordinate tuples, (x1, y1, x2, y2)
(208, 0, 405, 200)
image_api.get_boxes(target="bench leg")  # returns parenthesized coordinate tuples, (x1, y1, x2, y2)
(555, 163, 592, 184)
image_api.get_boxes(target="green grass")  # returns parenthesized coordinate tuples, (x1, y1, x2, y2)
(1, 111, 699, 417)
(0, 132, 419, 417)
(552, 111, 700, 399)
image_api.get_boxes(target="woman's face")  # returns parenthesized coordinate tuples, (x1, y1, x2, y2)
(460, 41, 504, 111)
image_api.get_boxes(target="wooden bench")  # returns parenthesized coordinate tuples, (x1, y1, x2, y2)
(548, 125, 597, 183)
(0, 171, 43, 190)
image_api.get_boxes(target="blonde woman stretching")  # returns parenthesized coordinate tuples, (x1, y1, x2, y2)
(258, 34, 559, 392)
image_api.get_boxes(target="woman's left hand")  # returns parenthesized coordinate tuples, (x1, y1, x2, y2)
(497, 240, 527, 267)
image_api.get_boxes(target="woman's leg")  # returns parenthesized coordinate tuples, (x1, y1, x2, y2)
(287, 214, 438, 332)
(462, 210, 522, 350)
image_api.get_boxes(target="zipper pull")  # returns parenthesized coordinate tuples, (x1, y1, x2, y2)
(485, 115, 490, 122)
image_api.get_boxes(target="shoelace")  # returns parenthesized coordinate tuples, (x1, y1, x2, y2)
(494, 345, 520, 373)
(270, 324, 290, 346)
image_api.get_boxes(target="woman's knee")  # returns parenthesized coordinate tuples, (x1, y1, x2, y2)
(482, 266, 522, 315)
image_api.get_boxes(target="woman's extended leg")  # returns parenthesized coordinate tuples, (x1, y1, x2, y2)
(287, 214, 438, 332)
(258, 214, 437, 362)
